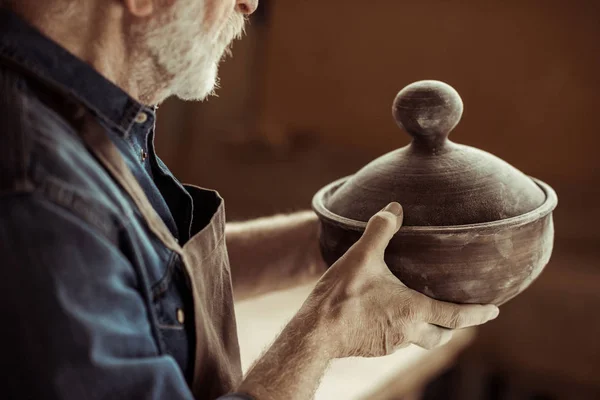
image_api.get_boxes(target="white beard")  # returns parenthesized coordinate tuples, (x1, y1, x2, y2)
(136, 0, 245, 102)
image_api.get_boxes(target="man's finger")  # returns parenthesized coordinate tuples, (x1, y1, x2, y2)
(421, 294, 499, 329)
(356, 202, 404, 255)
(409, 323, 454, 350)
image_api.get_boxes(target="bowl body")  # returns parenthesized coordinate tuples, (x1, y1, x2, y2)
(313, 177, 557, 305)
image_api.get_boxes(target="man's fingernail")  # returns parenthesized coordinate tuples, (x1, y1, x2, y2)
(383, 202, 403, 216)
(489, 307, 500, 319)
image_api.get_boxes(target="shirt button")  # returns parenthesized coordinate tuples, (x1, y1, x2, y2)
(135, 112, 148, 124)
(140, 149, 148, 162)
(176, 308, 185, 324)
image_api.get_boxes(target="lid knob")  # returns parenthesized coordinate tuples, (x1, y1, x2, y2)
(392, 80, 464, 149)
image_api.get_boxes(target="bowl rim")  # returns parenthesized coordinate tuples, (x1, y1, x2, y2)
(312, 176, 558, 233)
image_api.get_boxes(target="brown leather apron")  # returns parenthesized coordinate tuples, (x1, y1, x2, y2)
(80, 117, 243, 399)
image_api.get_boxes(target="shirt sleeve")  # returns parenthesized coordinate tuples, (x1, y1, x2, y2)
(0, 194, 195, 400)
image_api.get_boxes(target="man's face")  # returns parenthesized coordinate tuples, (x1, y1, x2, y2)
(134, 0, 248, 102)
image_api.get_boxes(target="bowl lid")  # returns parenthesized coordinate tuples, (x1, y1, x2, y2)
(327, 80, 546, 226)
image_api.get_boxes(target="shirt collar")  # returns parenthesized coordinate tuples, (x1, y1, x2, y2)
(0, 7, 154, 136)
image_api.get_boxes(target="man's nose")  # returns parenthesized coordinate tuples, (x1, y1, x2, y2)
(236, 0, 258, 15)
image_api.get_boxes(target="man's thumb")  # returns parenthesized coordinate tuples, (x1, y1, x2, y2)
(357, 202, 404, 255)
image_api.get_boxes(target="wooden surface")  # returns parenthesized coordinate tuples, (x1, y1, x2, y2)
(235, 281, 476, 399)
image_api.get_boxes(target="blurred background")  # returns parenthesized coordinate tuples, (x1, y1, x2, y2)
(155, 1, 600, 398)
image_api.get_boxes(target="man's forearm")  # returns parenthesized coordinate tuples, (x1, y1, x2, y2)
(226, 211, 326, 301)
(237, 308, 332, 400)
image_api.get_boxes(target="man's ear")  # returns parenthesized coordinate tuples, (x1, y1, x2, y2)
(123, 0, 155, 17)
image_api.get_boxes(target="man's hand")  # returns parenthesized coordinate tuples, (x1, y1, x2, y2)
(303, 202, 499, 358)
(238, 203, 498, 400)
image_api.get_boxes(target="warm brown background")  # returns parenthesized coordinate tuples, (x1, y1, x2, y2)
(156, 1, 600, 398)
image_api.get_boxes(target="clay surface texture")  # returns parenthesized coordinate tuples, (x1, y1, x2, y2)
(313, 80, 558, 305)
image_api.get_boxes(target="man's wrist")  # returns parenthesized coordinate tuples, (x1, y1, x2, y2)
(292, 297, 342, 361)
(238, 308, 334, 400)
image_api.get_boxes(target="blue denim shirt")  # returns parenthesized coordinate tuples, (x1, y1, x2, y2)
(0, 8, 250, 400)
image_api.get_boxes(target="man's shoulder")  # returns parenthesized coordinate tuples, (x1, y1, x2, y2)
(0, 65, 80, 189)
(0, 65, 128, 234)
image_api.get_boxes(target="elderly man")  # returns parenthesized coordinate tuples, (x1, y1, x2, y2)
(0, 1, 499, 399)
